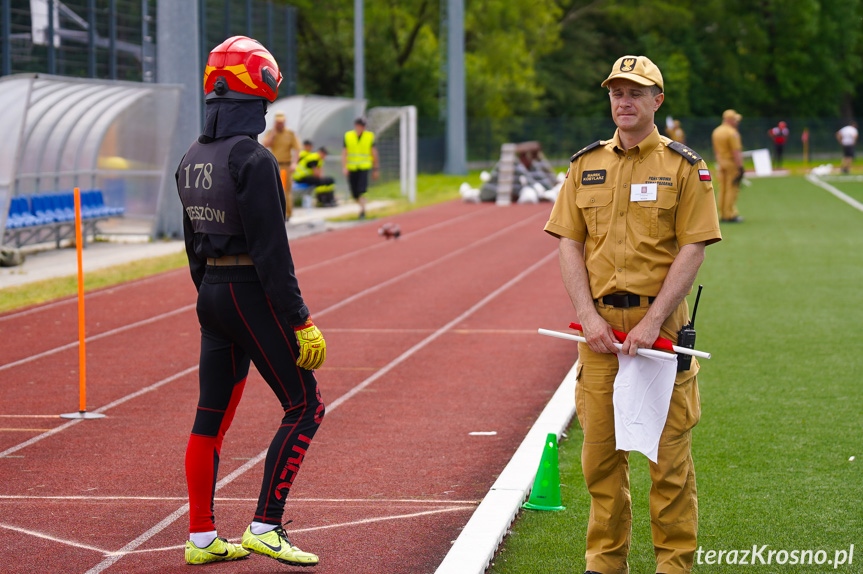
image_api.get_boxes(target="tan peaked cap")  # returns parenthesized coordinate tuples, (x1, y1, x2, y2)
(601, 55, 664, 91)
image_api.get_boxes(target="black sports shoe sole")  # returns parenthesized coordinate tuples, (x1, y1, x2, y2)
(275, 557, 319, 567)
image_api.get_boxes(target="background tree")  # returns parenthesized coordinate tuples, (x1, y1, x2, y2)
(279, 0, 862, 120)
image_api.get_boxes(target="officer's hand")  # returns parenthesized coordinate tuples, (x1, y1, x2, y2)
(294, 317, 326, 370)
(621, 317, 662, 357)
(579, 312, 619, 355)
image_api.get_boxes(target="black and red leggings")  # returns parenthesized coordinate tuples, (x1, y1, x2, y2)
(186, 269, 324, 533)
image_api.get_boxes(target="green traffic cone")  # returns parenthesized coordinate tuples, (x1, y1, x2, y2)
(522, 432, 565, 511)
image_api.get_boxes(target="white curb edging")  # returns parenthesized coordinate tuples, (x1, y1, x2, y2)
(434, 360, 578, 574)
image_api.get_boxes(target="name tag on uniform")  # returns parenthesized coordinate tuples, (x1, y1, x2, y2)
(630, 183, 658, 202)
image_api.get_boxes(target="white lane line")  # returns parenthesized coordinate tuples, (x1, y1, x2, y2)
(0, 207, 488, 323)
(0, 305, 195, 373)
(0, 211, 541, 373)
(83, 249, 557, 573)
(313, 212, 546, 319)
(806, 173, 863, 212)
(86, 504, 192, 573)
(325, 250, 556, 412)
(110, 507, 476, 557)
(0, 522, 109, 554)
(0, 366, 197, 459)
(0, 269, 187, 323)
(435, 361, 579, 574)
(0, 495, 479, 504)
(0, 212, 545, 453)
(298, 206, 490, 274)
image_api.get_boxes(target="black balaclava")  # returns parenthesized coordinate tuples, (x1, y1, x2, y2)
(202, 98, 268, 139)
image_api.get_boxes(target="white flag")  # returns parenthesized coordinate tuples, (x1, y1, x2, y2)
(613, 352, 678, 463)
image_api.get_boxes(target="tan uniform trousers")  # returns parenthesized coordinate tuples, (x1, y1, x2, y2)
(279, 163, 294, 219)
(576, 299, 701, 574)
(716, 163, 740, 220)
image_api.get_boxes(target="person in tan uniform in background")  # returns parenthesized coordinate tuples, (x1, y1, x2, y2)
(262, 112, 301, 220)
(545, 55, 721, 574)
(711, 110, 744, 223)
(665, 119, 686, 143)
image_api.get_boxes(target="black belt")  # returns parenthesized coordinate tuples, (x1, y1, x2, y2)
(596, 293, 655, 308)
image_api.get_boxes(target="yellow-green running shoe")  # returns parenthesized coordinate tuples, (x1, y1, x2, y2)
(184, 536, 250, 565)
(241, 524, 319, 567)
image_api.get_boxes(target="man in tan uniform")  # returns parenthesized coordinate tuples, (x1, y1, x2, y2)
(262, 112, 301, 219)
(711, 110, 744, 222)
(665, 119, 685, 143)
(544, 55, 721, 574)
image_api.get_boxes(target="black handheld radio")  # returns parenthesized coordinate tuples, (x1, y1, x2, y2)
(676, 285, 703, 372)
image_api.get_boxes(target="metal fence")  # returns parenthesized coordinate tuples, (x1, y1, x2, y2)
(1, 0, 297, 91)
(418, 116, 860, 171)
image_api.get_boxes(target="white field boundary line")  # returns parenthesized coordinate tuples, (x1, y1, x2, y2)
(806, 173, 863, 213)
(0, 206, 489, 324)
(0, 211, 545, 373)
(83, 250, 558, 574)
(435, 360, 579, 574)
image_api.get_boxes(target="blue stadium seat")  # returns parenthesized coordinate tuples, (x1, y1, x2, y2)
(6, 197, 23, 228)
(31, 194, 57, 223)
(6, 196, 40, 228)
(84, 189, 124, 217)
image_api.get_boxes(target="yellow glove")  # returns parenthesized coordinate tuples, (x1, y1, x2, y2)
(294, 317, 326, 370)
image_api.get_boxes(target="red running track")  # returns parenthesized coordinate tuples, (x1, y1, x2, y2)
(0, 200, 578, 574)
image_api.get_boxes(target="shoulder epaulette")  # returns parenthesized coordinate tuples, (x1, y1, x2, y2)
(570, 140, 603, 163)
(667, 141, 702, 165)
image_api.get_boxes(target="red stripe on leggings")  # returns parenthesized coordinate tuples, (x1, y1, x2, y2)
(229, 284, 291, 404)
(230, 285, 309, 523)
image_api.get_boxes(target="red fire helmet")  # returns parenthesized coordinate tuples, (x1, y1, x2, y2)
(203, 36, 282, 102)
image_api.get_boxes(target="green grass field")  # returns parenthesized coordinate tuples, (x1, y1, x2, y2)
(490, 175, 863, 573)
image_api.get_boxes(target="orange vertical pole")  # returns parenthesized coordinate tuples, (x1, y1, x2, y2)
(280, 168, 288, 189)
(60, 188, 104, 420)
(74, 187, 87, 412)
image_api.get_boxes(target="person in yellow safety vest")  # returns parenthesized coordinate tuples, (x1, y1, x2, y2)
(294, 145, 337, 207)
(293, 140, 314, 179)
(341, 117, 379, 219)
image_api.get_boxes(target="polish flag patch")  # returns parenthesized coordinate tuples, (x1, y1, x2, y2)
(698, 169, 712, 181)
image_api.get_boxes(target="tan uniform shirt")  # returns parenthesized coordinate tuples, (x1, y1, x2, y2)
(265, 128, 301, 165)
(544, 127, 721, 299)
(711, 123, 742, 169)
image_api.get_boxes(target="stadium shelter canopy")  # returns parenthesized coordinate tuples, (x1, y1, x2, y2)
(265, 95, 416, 202)
(0, 74, 182, 238)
